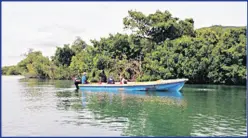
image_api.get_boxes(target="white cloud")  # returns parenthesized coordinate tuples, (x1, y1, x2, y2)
(2, 2, 247, 66)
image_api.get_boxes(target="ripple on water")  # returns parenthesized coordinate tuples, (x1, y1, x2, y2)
(190, 114, 246, 136)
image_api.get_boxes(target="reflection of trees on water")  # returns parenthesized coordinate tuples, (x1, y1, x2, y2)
(19, 78, 53, 87)
(56, 90, 83, 111)
(18, 79, 75, 105)
(184, 86, 246, 118)
(17, 79, 77, 112)
(19, 78, 73, 88)
(84, 92, 191, 136)
(182, 85, 246, 136)
(18, 79, 50, 101)
(55, 90, 192, 136)
(15, 78, 246, 136)
(55, 86, 246, 136)
(190, 114, 247, 136)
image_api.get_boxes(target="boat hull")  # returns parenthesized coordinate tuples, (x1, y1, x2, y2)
(79, 79, 188, 92)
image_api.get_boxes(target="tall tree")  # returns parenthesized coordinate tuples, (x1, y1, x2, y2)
(123, 10, 195, 44)
(52, 44, 75, 66)
(71, 36, 88, 54)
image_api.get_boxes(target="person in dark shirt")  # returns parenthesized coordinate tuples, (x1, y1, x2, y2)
(99, 70, 107, 83)
(74, 75, 81, 89)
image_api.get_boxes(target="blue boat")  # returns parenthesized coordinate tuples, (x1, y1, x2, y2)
(79, 79, 188, 91)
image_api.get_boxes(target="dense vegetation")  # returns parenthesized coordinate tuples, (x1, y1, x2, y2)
(2, 10, 246, 85)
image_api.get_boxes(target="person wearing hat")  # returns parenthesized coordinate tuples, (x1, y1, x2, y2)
(81, 72, 88, 84)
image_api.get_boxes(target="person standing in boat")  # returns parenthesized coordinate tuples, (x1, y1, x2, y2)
(99, 70, 107, 83)
(74, 75, 81, 89)
(81, 72, 88, 84)
(72, 75, 81, 90)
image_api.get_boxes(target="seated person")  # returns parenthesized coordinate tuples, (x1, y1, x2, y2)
(120, 75, 128, 84)
(121, 77, 128, 84)
(107, 76, 115, 84)
(99, 70, 107, 83)
(81, 72, 88, 84)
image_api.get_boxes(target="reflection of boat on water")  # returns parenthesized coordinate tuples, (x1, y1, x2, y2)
(125, 90, 183, 98)
(81, 90, 184, 107)
(79, 79, 188, 92)
(81, 90, 183, 99)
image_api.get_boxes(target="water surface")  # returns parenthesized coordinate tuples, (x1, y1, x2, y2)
(2, 76, 246, 136)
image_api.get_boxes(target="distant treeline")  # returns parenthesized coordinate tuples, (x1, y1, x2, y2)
(2, 10, 246, 85)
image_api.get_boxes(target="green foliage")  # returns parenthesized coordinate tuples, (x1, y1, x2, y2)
(123, 10, 195, 44)
(71, 36, 88, 54)
(16, 50, 51, 78)
(1, 66, 21, 75)
(2, 10, 246, 85)
(52, 65, 73, 80)
(52, 44, 75, 66)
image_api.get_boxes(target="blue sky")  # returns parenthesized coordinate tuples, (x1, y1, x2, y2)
(2, 2, 247, 66)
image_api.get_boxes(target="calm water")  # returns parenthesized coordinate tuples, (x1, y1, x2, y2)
(2, 76, 247, 136)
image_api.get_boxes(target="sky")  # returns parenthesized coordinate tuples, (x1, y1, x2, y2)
(2, 2, 247, 66)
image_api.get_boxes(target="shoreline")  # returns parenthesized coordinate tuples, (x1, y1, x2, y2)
(1, 75, 246, 86)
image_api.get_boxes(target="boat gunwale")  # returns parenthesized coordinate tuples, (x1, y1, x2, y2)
(78, 79, 188, 87)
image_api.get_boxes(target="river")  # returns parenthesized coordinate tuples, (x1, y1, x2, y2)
(2, 76, 246, 136)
